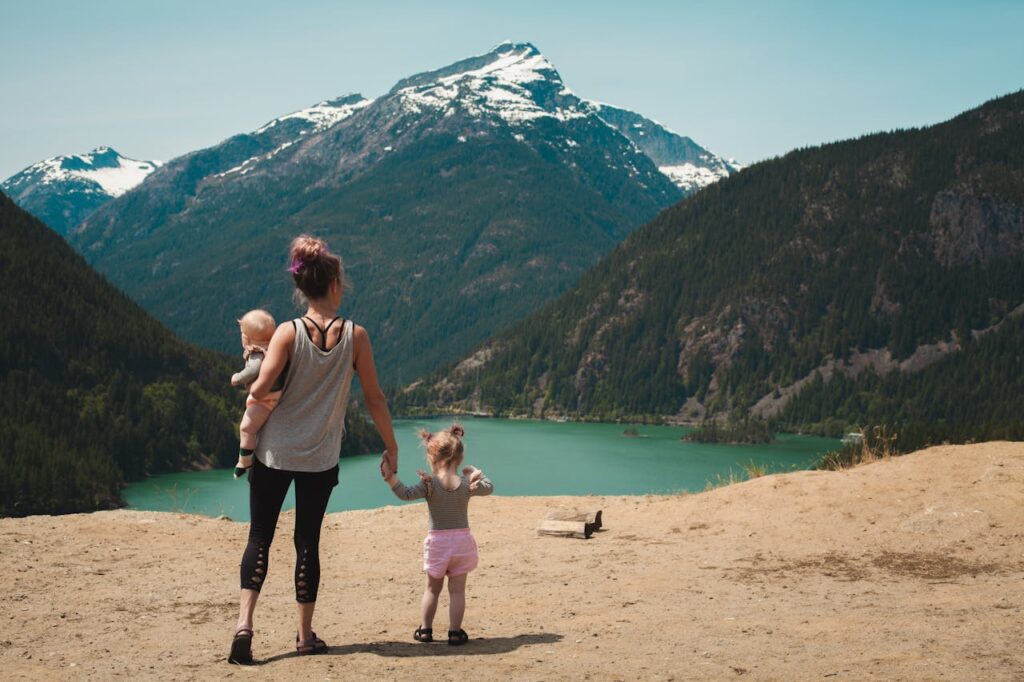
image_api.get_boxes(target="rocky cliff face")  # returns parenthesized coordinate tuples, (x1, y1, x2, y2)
(929, 188, 1024, 267)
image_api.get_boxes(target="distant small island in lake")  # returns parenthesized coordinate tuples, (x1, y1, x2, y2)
(683, 419, 775, 445)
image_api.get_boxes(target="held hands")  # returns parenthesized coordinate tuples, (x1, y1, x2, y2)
(379, 455, 433, 495)
(379, 453, 395, 482)
(379, 449, 398, 481)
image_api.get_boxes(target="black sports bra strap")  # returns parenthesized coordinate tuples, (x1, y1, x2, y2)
(302, 315, 342, 351)
(322, 316, 341, 338)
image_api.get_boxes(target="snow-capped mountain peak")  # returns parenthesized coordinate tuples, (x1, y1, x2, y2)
(391, 41, 585, 125)
(1, 147, 161, 234)
(5, 147, 161, 199)
(383, 42, 740, 193)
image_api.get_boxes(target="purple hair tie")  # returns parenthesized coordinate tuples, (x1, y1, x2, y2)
(288, 258, 304, 274)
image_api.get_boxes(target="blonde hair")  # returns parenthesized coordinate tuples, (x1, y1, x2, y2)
(238, 309, 276, 343)
(419, 424, 465, 469)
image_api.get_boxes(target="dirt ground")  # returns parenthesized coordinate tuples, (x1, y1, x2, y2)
(1, 442, 1022, 681)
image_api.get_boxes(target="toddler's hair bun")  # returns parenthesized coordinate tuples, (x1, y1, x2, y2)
(449, 424, 465, 438)
(418, 429, 433, 443)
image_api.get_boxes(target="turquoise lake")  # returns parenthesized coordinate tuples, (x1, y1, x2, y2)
(123, 418, 840, 521)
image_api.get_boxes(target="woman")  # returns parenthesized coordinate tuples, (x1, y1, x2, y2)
(228, 234, 399, 664)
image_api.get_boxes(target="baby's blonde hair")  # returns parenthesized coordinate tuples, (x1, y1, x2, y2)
(419, 424, 465, 470)
(238, 309, 276, 343)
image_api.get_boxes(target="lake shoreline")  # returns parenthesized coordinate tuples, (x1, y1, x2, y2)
(123, 418, 838, 521)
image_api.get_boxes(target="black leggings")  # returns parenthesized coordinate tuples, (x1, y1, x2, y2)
(240, 458, 338, 603)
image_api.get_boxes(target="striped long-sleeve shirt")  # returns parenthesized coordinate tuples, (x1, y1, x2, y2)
(390, 473, 494, 530)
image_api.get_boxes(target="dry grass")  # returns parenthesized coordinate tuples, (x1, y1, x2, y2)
(703, 469, 743, 490)
(741, 460, 767, 479)
(819, 425, 900, 470)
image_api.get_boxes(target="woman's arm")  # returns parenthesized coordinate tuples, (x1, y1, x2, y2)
(353, 324, 399, 472)
(249, 323, 294, 400)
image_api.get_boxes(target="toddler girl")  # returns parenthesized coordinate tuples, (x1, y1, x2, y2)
(230, 309, 285, 478)
(381, 424, 493, 645)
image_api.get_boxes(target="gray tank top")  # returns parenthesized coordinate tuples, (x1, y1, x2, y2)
(254, 318, 355, 472)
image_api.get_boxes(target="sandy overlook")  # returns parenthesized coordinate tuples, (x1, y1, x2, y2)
(2, 442, 1022, 680)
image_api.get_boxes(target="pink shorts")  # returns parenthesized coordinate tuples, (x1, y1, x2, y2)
(423, 528, 478, 579)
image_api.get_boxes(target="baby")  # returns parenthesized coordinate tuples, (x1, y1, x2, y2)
(381, 424, 493, 646)
(230, 309, 285, 478)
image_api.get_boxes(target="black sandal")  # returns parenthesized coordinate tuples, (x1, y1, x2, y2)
(413, 627, 434, 643)
(448, 628, 469, 646)
(233, 465, 252, 479)
(228, 628, 254, 665)
(296, 632, 329, 655)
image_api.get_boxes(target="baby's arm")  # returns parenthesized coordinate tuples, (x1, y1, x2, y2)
(231, 353, 263, 387)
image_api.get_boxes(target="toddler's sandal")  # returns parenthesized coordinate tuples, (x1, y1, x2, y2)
(296, 632, 329, 655)
(233, 464, 253, 479)
(413, 627, 434, 642)
(448, 629, 469, 646)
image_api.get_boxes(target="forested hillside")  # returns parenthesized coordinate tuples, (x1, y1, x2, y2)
(399, 90, 1024, 449)
(0, 192, 241, 514)
(780, 312, 1024, 449)
(0, 191, 381, 516)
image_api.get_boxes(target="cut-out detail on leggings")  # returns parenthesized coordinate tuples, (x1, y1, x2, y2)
(242, 461, 336, 602)
(251, 575, 263, 584)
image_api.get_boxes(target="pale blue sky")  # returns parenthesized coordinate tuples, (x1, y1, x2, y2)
(1, 0, 1021, 178)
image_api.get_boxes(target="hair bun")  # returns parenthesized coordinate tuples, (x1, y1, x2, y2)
(291, 234, 326, 263)
(449, 424, 465, 438)
(417, 429, 433, 443)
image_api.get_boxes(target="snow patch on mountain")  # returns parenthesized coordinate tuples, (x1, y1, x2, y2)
(254, 95, 371, 135)
(217, 141, 297, 178)
(3, 147, 160, 198)
(215, 96, 372, 178)
(658, 163, 731, 194)
(586, 100, 741, 194)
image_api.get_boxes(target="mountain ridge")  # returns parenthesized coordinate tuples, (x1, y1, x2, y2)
(68, 42, 737, 379)
(396, 89, 1024, 449)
